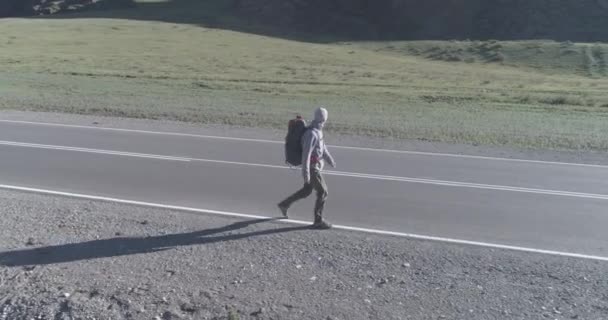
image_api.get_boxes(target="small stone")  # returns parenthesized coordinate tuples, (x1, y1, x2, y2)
(402, 263, 411, 268)
(161, 311, 180, 320)
(89, 289, 101, 298)
(364, 299, 371, 304)
(62, 293, 71, 298)
(250, 308, 265, 316)
(310, 276, 317, 281)
(180, 303, 197, 313)
(296, 265, 302, 269)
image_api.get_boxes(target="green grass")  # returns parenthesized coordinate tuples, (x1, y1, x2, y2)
(1, 1, 608, 150)
(357, 40, 608, 78)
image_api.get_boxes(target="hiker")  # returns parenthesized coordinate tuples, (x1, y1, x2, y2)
(278, 107, 336, 229)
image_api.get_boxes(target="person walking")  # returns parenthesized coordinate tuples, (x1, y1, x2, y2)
(278, 107, 336, 229)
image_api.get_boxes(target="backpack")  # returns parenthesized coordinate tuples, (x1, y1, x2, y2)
(285, 115, 308, 166)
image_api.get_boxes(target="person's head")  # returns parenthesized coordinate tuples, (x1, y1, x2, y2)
(313, 107, 328, 127)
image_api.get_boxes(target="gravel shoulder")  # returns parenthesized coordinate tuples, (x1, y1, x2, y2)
(1, 190, 607, 320)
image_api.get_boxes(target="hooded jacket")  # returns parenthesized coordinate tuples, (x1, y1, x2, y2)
(302, 107, 336, 182)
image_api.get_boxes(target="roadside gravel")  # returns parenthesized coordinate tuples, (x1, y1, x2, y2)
(1, 190, 607, 320)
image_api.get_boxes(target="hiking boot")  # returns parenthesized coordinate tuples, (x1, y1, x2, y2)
(311, 220, 332, 230)
(278, 203, 289, 218)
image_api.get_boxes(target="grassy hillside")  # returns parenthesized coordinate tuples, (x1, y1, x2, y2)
(359, 40, 608, 78)
(1, 3, 608, 150)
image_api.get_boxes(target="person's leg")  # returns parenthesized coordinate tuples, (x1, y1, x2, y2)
(311, 169, 330, 228)
(278, 183, 313, 217)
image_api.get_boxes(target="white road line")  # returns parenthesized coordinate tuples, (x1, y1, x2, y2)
(2, 139, 608, 200)
(1, 119, 607, 169)
(0, 183, 607, 262)
(327, 171, 608, 200)
(331, 145, 608, 169)
(0, 119, 281, 144)
(0, 140, 191, 162)
(190, 157, 608, 200)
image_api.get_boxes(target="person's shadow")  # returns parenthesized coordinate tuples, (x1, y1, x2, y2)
(0, 218, 309, 267)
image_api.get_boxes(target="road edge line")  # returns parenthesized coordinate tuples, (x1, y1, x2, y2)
(0, 183, 607, 262)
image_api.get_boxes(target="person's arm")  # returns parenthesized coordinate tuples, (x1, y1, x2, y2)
(301, 131, 317, 184)
(323, 145, 336, 168)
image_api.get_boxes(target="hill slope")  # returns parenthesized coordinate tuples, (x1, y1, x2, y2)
(4, 0, 608, 42)
(2, 12, 608, 150)
(235, 0, 608, 41)
(2, 0, 608, 150)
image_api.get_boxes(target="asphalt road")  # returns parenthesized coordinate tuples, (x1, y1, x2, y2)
(1, 120, 608, 258)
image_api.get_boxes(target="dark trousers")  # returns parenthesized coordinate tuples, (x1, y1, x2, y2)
(280, 168, 328, 222)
